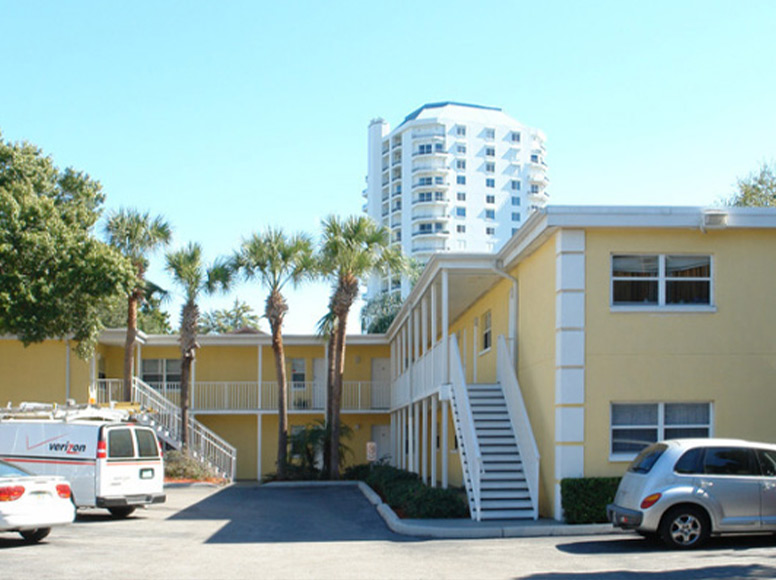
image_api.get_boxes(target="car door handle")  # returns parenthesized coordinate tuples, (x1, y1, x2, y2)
(700, 480, 714, 489)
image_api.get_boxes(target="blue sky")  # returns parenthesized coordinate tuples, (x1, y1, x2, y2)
(3, 1, 775, 333)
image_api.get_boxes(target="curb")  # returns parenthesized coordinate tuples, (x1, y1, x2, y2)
(262, 480, 624, 539)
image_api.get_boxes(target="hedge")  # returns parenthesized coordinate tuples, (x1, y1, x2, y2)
(560, 477, 621, 524)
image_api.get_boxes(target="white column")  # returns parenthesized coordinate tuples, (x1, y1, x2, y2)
(473, 318, 479, 384)
(407, 404, 414, 472)
(256, 414, 262, 481)
(421, 296, 428, 356)
(258, 345, 263, 410)
(413, 307, 420, 362)
(191, 359, 197, 410)
(441, 398, 449, 489)
(421, 397, 428, 484)
(431, 283, 437, 345)
(390, 412, 397, 467)
(441, 269, 450, 384)
(430, 394, 438, 487)
(413, 402, 420, 473)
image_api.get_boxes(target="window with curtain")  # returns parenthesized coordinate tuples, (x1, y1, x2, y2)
(481, 310, 492, 352)
(611, 402, 711, 457)
(611, 254, 711, 307)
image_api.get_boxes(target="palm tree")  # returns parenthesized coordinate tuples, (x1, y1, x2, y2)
(165, 242, 230, 451)
(315, 305, 338, 475)
(104, 209, 172, 401)
(233, 229, 316, 480)
(319, 215, 405, 479)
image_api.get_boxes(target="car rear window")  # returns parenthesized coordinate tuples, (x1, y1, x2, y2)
(108, 428, 135, 458)
(135, 429, 159, 458)
(674, 447, 704, 474)
(627, 443, 667, 474)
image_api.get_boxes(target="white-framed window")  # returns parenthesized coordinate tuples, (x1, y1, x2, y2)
(485, 147, 495, 157)
(484, 128, 495, 140)
(485, 209, 495, 219)
(611, 254, 712, 308)
(511, 180, 521, 191)
(481, 310, 492, 352)
(511, 131, 521, 143)
(485, 194, 495, 204)
(455, 207, 466, 217)
(457, 144, 467, 154)
(456, 159, 466, 170)
(456, 125, 466, 137)
(456, 224, 466, 233)
(290, 358, 306, 390)
(512, 212, 520, 221)
(511, 196, 520, 206)
(485, 162, 495, 173)
(610, 402, 712, 459)
(486, 226, 496, 235)
(530, 184, 540, 194)
(457, 175, 466, 185)
(485, 178, 495, 188)
(417, 144, 432, 155)
(434, 191, 445, 201)
(457, 192, 466, 201)
(142, 359, 181, 390)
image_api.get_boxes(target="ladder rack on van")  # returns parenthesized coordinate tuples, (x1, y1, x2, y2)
(0, 401, 132, 423)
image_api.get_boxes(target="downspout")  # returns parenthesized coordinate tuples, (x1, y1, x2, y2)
(491, 260, 519, 369)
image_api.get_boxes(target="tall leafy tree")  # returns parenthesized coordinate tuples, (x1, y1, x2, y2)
(233, 229, 316, 479)
(165, 242, 230, 451)
(0, 131, 134, 358)
(200, 298, 260, 334)
(104, 209, 172, 400)
(319, 215, 405, 479)
(726, 161, 776, 207)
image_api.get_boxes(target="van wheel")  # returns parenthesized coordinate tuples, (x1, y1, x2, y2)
(20, 528, 51, 543)
(659, 505, 710, 549)
(108, 506, 136, 518)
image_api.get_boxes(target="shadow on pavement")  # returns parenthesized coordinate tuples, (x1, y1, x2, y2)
(169, 484, 422, 544)
(520, 564, 776, 580)
(554, 534, 776, 555)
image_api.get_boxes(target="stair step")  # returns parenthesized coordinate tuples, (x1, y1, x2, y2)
(475, 421, 512, 430)
(484, 464, 523, 474)
(477, 436, 517, 445)
(481, 490, 530, 500)
(481, 499, 534, 509)
(481, 480, 529, 491)
(471, 405, 508, 413)
(479, 509, 535, 520)
(481, 445, 520, 454)
(482, 454, 522, 463)
(482, 471, 524, 480)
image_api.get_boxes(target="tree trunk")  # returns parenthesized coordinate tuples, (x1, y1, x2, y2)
(267, 290, 289, 480)
(323, 321, 337, 476)
(179, 301, 199, 455)
(328, 306, 349, 480)
(123, 293, 139, 402)
(180, 354, 192, 452)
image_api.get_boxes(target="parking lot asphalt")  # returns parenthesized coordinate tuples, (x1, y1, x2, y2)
(2, 483, 776, 580)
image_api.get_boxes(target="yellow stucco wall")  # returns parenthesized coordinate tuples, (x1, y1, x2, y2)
(1, 339, 92, 404)
(584, 228, 776, 478)
(195, 414, 258, 480)
(512, 235, 557, 516)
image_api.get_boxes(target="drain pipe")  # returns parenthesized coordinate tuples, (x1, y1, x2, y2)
(491, 260, 518, 369)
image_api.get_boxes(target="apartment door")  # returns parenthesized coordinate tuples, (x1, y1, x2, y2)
(313, 358, 326, 410)
(370, 358, 390, 408)
(371, 424, 391, 462)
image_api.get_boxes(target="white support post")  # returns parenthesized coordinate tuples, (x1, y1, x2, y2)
(413, 401, 420, 474)
(421, 296, 428, 357)
(421, 397, 428, 484)
(431, 394, 438, 487)
(413, 307, 420, 362)
(441, 398, 449, 489)
(407, 405, 414, 472)
(431, 283, 437, 345)
(390, 412, 397, 467)
(473, 318, 479, 384)
(441, 269, 450, 385)
(256, 413, 262, 481)
(258, 344, 263, 410)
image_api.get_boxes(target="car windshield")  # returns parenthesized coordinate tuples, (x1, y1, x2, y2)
(628, 443, 668, 474)
(0, 459, 31, 478)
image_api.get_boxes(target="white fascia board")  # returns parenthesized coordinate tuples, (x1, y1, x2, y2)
(141, 333, 388, 348)
(98, 328, 148, 346)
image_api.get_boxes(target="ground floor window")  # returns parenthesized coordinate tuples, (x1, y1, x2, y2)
(610, 402, 712, 458)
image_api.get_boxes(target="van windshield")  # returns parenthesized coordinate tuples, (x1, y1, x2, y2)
(628, 443, 667, 474)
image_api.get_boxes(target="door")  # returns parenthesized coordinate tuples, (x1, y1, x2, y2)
(699, 446, 762, 530)
(371, 425, 391, 462)
(313, 358, 326, 410)
(370, 358, 390, 409)
(757, 448, 776, 529)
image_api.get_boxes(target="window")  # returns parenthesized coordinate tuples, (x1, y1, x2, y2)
(703, 447, 759, 476)
(434, 191, 445, 201)
(456, 225, 466, 233)
(457, 175, 466, 185)
(142, 359, 181, 389)
(417, 192, 431, 203)
(455, 207, 466, 217)
(456, 159, 466, 170)
(418, 223, 432, 233)
(418, 176, 433, 186)
(485, 194, 495, 204)
(611, 402, 711, 456)
(511, 131, 521, 143)
(511, 180, 521, 191)
(136, 429, 159, 458)
(108, 429, 135, 459)
(611, 255, 712, 307)
(485, 162, 495, 173)
(457, 144, 467, 154)
(512, 213, 520, 221)
(485, 147, 495, 157)
(457, 192, 466, 201)
(290, 358, 306, 390)
(456, 125, 466, 137)
(481, 310, 492, 351)
(434, 142, 444, 152)
(530, 184, 540, 194)
(485, 209, 495, 219)
(530, 154, 540, 163)
(486, 226, 496, 235)
(484, 128, 495, 140)
(511, 196, 520, 206)
(434, 222, 444, 232)
(485, 178, 495, 188)
(417, 144, 432, 155)
(434, 176, 444, 184)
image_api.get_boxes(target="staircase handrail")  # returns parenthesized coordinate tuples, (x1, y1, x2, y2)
(497, 335, 540, 518)
(131, 378, 237, 481)
(448, 334, 483, 521)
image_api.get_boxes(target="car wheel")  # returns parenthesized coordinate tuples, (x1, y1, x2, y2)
(108, 506, 136, 518)
(20, 528, 51, 543)
(659, 505, 710, 549)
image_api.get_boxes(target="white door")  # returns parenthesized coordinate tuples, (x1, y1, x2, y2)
(313, 358, 326, 410)
(370, 358, 390, 408)
(371, 425, 391, 462)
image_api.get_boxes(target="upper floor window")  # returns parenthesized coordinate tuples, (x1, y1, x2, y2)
(456, 159, 466, 170)
(290, 358, 306, 390)
(512, 213, 520, 221)
(455, 207, 466, 217)
(418, 144, 432, 155)
(457, 175, 466, 185)
(530, 154, 540, 163)
(485, 194, 495, 204)
(484, 128, 495, 140)
(511, 131, 521, 143)
(485, 178, 495, 188)
(511, 196, 520, 206)
(511, 180, 521, 191)
(142, 359, 181, 388)
(456, 224, 466, 233)
(611, 255, 712, 307)
(485, 209, 495, 220)
(530, 184, 540, 194)
(481, 310, 492, 351)
(485, 162, 495, 173)
(485, 147, 495, 157)
(456, 125, 466, 137)
(485, 226, 496, 235)
(457, 192, 466, 201)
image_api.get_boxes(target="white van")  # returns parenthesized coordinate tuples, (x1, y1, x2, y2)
(0, 404, 165, 518)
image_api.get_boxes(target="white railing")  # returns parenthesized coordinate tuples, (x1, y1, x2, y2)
(393, 340, 446, 409)
(96, 379, 124, 403)
(497, 335, 540, 519)
(131, 378, 237, 481)
(449, 334, 483, 521)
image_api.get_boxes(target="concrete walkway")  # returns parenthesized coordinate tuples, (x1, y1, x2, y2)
(264, 481, 623, 540)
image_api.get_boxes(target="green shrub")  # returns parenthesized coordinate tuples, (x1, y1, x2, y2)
(345, 462, 468, 519)
(561, 477, 621, 524)
(164, 450, 220, 481)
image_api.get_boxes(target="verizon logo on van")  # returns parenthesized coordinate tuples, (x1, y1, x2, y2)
(26, 434, 88, 455)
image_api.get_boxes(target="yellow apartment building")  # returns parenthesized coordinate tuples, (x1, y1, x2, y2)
(3, 205, 776, 522)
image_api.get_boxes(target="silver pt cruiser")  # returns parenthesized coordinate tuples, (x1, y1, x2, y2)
(607, 438, 776, 549)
